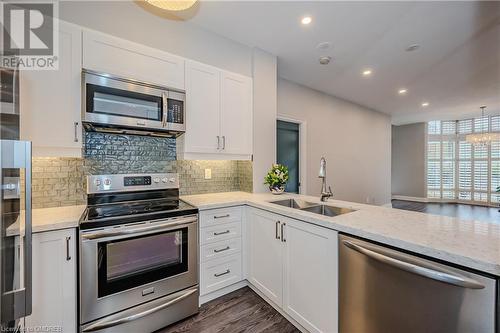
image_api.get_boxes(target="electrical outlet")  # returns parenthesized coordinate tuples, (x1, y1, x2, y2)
(204, 168, 212, 180)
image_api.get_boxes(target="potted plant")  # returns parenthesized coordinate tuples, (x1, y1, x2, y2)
(264, 164, 289, 194)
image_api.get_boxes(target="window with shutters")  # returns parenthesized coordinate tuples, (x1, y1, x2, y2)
(426, 116, 500, 206)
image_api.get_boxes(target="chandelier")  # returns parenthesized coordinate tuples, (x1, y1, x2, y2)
(465, 106, 500, 147)
(144, 0, 197, 11)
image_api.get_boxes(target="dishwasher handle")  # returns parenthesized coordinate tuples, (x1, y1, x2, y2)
(342, 240, 485, 290)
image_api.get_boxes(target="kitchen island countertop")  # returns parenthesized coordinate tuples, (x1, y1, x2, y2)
(181, 191, 500, 276)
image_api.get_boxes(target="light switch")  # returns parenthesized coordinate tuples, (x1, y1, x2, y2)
(204, 168, 212, 179)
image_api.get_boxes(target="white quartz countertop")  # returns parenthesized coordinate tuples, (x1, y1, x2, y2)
(8, 205, 86, 236)
(181, 191, 500, 276)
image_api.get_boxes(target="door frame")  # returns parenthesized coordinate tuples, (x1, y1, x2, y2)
(277, 114, 307, 195)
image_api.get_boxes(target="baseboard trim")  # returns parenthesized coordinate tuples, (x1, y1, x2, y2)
(199, 280, 307, 333)
(247, 283, 308, 333)
(199, 280, 248, 305)
(391, 195, 429, 203)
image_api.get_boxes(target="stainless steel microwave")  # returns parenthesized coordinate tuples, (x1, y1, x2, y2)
(82, 70, 185, 137)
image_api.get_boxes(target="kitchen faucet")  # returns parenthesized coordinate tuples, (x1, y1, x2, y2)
(319, 157, 333, 201)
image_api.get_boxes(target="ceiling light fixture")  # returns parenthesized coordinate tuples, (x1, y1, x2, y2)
(362, 69, 372, 76)
(466, 106, 500, 147)
(144, 0, 197, 11)
(398, 88, 408, 95)
(319, 56, 331, 65)
(421, 102, 429, 107)
(301, 16, 312, 25)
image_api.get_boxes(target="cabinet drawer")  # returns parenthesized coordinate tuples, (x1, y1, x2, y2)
(201, 238, 242, 263)
(201, 253, 242, 295)
(200, 222, 241, 245)
(200, 207, 242, 228)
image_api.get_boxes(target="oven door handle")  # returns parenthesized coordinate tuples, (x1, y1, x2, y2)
(81, 216, 197, 240)
(81, 286, 198, 332)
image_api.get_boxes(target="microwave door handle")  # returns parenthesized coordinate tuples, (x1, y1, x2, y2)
(342, 240, 485, 289)
(162, 92, 168, 128)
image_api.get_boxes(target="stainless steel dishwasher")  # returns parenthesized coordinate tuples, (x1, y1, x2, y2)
(339, 234, 498, 333)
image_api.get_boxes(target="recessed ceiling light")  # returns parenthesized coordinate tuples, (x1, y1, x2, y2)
(301, 16, 312, 25)
(362, 69, 372, 76)
(421, 102, 430, 107)
(398, 88, 408, 95)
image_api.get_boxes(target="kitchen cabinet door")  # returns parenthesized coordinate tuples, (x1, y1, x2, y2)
(183, 61, 221, 154)
(25, 229, 77, 333)
(220, 71, 252, 155)
(283, 218, 338, 333)
(247, 208, 283, 307)
(82, 30, 185, 90)
(20, 21, 82, 157)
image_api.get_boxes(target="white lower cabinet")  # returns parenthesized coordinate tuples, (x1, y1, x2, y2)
(200, 207, 243, 297)
(248, 208, 284, 306)
(24, 229, 77, 333)
(247, 207, 339, 333)
(283, 218, 338, 333)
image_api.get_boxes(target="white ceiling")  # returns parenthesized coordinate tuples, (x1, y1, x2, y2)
(181, 1, 500, 124)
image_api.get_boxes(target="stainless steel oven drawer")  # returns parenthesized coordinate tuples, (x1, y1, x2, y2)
(80, 286, 198, 333)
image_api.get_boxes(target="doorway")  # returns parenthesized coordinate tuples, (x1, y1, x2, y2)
(277, 120, 300, 193)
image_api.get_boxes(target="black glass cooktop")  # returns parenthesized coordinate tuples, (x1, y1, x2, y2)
(80, 197, 198, 230)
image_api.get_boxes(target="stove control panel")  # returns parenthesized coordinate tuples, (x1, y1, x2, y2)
(87, 173, 179, 194)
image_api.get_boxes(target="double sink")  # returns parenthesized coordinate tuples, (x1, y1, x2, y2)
(269, 198, 355, 217)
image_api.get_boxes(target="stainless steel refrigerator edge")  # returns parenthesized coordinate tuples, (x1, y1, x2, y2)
(339, 234, 498, 333)
(0, 64, 33, 331)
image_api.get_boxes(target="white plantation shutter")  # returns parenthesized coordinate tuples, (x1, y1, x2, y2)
(427, 116, 500, 206)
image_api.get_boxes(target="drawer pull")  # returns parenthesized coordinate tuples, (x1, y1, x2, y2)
(214, 214, 230, 219)
(214, 246, 230, 253)
(214, 269, 230, 277)
(214, 230, 230, 236)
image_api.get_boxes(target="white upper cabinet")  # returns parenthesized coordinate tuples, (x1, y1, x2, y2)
(220, 72, 253, 155)
(184, 61, 221, 154)
(20, 21, 82, 157)
(82, 30, 185, 90)
(181, 61, 253, 160)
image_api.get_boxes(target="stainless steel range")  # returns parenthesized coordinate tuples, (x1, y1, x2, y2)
(79, 173, 199, 333)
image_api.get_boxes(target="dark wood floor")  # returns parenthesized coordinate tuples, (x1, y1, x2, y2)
(157, 287, 299, 333)
(392, 200, 500, 223)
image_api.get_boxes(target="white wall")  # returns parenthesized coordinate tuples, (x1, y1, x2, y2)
(252, 48, 277, 192)
(59, 1, 253, 76)
(278, 79, 392, 205)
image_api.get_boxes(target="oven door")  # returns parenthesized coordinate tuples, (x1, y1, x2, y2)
(80, 215, 198, 325)
(83, 72, 167, 130)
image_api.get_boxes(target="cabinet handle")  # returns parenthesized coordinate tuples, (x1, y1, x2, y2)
(214, 214, 230, 219)
(214, 246, 230, 253)
(66, 236, 71, 261)
(217, 136, 220, 150)
(214, 269, 230, 277)
(74, 122, 79, 142)
(222, 135, 226, 149)
(214, 230, 230, 236)
(275, 221, 281, 240)
(281, 223, 286, 242)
